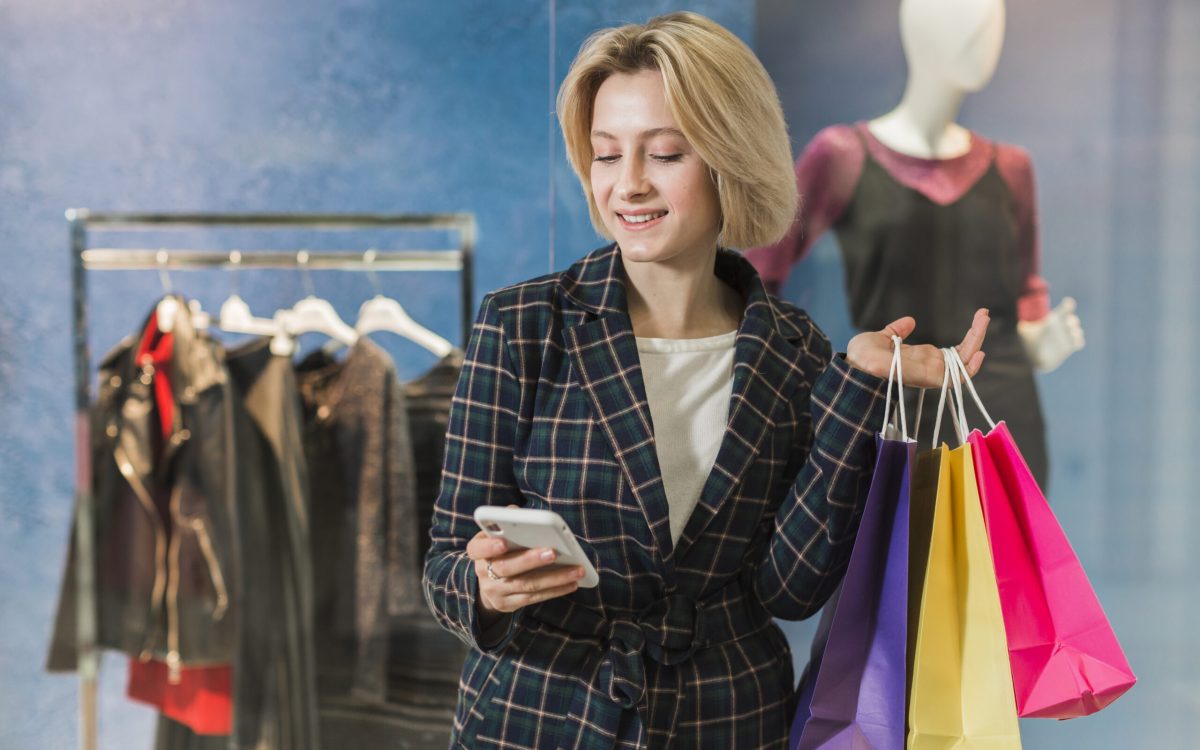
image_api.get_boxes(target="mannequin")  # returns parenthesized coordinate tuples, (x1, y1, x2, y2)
(747, 0, 1083, 486)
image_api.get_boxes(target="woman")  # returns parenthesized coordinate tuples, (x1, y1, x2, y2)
(423, 12, 988, 749)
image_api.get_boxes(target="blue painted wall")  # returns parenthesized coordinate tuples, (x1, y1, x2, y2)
(0, 2, 750, 748)
(14, 1, 1180, 747)
(756, 0, 1200, 746)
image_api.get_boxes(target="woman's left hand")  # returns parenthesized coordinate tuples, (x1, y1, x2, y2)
(845, 308, 990, 388)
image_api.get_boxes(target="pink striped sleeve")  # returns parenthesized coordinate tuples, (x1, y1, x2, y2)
(995, 144, 1051, 321)
(745, 125, 865, 294)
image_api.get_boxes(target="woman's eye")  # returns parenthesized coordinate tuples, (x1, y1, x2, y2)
(652, 153, 684, 163)
(593, 155, 619, 164)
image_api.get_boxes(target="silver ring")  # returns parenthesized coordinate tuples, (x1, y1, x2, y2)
(485, 561, 502, 581)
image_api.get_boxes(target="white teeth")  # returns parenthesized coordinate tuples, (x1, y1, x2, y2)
(620, 211, 666, 224)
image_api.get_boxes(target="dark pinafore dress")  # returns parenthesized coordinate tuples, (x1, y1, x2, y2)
(832, 131, 1049, 486)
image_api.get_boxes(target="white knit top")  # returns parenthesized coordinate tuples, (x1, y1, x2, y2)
(635, 330, 737, 545)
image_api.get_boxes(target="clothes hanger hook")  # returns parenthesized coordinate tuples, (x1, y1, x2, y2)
(156, 249, 173, 294)
(297, 250, 316, 297)
(227, 250, 242, 297)
(363, 249, 383, 297)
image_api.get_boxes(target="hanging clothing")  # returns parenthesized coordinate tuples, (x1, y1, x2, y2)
(46, 301, 321, 749)
(405, 350, 465, 563)
(155, 336, 322, 750)
(47, 300, 238, 674)
(223, 336, 321, 749)
(746, 122, 1050, 485)
(379, 349, 469, 749)
(295, 338, 422, 746)
(130, 661, 232, 737)
(123, 313, 233, 736)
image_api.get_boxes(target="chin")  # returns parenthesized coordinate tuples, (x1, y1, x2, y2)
(615, 241, 671, 264)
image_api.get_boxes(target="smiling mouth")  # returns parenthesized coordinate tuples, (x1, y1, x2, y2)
(617, 210, 667, 229)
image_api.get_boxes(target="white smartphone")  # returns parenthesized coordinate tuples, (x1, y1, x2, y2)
(472, 506, 600, 588)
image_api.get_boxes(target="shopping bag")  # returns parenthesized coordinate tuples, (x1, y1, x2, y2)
(907, 350, 1021, 749)
(945, 350, 1136, 718)
(790, 585, 839, 744)
(791, 337, 914, 750)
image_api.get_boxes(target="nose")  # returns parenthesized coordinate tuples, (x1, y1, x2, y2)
(616, 154, 650, 201)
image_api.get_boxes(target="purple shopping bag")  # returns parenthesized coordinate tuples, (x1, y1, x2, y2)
(789, 585, 841, 742)
(790, 338, 915, 750)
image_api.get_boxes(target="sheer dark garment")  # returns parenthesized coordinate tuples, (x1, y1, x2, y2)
(834, 138, 1048, 485)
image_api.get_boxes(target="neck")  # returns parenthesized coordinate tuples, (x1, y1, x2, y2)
(622, 247, 741, 339)
(875, 71, 968, 157)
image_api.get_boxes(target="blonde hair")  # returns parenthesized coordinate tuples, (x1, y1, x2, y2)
(556, 11, 797, 249)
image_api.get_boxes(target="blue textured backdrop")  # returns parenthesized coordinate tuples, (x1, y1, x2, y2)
(756, 0, 1200, 746)
(3, 0, 1193, 747)
(0, 2, 750, 748)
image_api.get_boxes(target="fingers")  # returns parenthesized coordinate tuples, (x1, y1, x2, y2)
(470, 534, 587, 614)
(466, 530, 507, 562)
(1058, 296, 1077, 315)
(962, 350, 985, 377)
(954, 308, 989, 364)
(483, 546, 564, 579)
(948, 308, 989, 380)
(493, 579, 582, 611)
(881, 316, 916, 342)
(475, 555, 586, 613)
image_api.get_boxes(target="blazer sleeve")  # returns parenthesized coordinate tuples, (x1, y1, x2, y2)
(755, 331, 888, 621)
(422, 293, 526, 652)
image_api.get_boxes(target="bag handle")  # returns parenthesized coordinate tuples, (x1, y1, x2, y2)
(947, 347, 996, 431)
(930, 348, 958, 448)
(882, 335, 911, 440)
(949, 348, 971, 442)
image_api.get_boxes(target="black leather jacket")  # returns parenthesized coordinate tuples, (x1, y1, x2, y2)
(50, 301, 322, 748)
(48, 301, 239, 672)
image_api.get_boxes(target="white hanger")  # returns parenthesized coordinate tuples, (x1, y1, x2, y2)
(216, 251, 294, 355)
(352, 250, 453, 356)
(187, 299, 211, 331)
(282, 251, 358, 346)
(219, 294, 279, 337)
(217, 252, 278, 335)
(355, 296, 453, 357)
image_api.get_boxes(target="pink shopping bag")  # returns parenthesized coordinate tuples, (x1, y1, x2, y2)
(947, 350, 1136, 718)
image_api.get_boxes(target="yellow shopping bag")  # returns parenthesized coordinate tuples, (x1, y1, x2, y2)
(907, 381, 1022, 749)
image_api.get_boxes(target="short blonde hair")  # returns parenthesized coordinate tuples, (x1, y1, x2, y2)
(556, 12, 797, 249)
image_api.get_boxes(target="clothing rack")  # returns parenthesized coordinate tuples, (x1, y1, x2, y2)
(67, 210, 475, 750)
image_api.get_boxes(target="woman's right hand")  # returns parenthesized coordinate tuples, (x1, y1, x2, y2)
(466, 530, 586, 615)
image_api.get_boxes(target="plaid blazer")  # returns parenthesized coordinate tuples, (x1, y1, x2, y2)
(423, 244, 887, 749)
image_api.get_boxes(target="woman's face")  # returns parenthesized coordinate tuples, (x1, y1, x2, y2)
(589, 70, 722, 267)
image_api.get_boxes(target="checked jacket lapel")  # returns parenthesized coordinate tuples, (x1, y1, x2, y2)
(561, 247, 676, 572)
(672, 252, 805, 562)
(558, 245, 809, 573)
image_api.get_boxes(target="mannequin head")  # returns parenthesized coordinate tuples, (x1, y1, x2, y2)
(899, 0, 1006, 93)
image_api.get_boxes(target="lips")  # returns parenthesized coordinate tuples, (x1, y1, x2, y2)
(617, 210, 667, 230)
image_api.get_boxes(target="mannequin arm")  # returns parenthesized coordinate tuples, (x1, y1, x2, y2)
(1017, 296, 1085, 372)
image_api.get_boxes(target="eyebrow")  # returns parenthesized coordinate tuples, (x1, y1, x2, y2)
(590, 127, 686, 140)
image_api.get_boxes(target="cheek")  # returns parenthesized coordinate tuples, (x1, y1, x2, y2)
(590, 170, 612, 205)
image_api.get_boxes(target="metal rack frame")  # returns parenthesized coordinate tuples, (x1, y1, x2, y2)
(68, 210, 475, 750)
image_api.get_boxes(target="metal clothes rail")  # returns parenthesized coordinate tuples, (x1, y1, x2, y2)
(68, 210, 475, 750)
